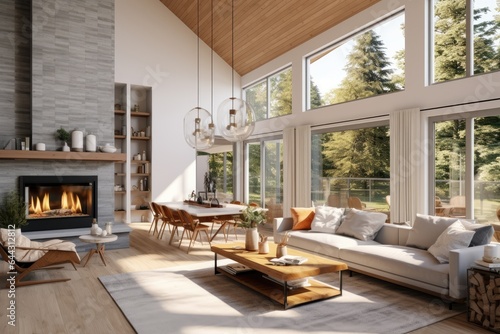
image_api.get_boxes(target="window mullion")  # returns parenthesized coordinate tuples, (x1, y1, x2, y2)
(465, 117, 474, 219)
(465, 0, 473, 77)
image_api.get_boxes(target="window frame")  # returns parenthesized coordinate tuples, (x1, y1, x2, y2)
(243, 134, 283, 206)
(242, 66, 292, 120)
(310, 118, 390, 207)
(305, 9, 405, 110)
(427, 107, 500, 217)
(429, 0, 500, 84)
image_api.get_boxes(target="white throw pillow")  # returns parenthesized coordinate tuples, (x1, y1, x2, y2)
(335, 208, 387, 241)
(310, 206, 344, 233)
(428, 221, 475, 263)
(405, 214, 458, 250)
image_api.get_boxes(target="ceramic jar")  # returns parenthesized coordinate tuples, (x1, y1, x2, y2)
(245, 227, 259, 251)
(71, 130, 84, 152)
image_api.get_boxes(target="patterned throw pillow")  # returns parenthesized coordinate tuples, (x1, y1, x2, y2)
(310, 206, 344, 233)
(428, 221, 475, 263)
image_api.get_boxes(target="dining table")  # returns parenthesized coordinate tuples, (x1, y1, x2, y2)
(159, 201, 247, 242)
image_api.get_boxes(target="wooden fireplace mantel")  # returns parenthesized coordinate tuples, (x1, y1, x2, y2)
(0, 150, 126, 162)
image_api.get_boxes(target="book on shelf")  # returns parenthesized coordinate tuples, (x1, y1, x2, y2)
(262, 275, 311, 289)
(270, 255, 308, 266)
(220, 263, 254, 275)
(474, 259, 500, 269)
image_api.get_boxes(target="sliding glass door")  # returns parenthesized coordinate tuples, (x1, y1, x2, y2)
(245, 137, 283, 221)
(431, 110, 500, 225)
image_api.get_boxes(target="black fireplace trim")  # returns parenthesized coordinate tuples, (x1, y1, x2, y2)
(18, 175, 98, 232)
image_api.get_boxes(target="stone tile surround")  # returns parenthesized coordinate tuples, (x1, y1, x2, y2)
(0, 0, 123, 244)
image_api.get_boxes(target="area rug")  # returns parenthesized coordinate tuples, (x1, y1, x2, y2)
(99, 260, 464, 334)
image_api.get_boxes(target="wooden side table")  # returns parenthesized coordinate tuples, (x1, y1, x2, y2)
(467, 266, 500, 332)
(79, 234, 118, 266)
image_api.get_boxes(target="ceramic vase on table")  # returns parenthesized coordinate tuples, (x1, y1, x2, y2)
(245, 227, 259, 251)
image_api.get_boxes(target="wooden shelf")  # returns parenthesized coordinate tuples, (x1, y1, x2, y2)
(131, 173, 150, 177)
(131, 136, 150, 141)
(115, 135, 126, 139)
(115, 173, 126, 176)
(0, 150, 126, 162)
(131, 111, 150, 117)
(114, 110, 126, 115)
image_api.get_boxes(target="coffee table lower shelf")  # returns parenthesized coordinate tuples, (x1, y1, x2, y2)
(216, 266, 342, 309)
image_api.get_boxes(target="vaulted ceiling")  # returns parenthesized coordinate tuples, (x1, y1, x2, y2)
(160, 0, 380, 76)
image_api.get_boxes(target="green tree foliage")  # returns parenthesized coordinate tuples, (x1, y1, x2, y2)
(206, 152, 233, 194)
(321, 126, 390, 180)
(245, 81, 267, 121)
(270, 69, 292, 117)
(434, 0, 499, 82)
(309, 79, 322, 108)
(330, 30, 397, 104)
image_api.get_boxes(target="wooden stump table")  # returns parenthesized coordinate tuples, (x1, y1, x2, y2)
(468, 266, 500, 332)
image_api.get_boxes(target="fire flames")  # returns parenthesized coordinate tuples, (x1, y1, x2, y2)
(29, 191, 84, 218)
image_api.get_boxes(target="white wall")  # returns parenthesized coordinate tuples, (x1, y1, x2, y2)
(115, 0, 236, 202)
(242, 0, 500, 135)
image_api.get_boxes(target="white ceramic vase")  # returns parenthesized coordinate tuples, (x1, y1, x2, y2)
(245, 227, 259, 251)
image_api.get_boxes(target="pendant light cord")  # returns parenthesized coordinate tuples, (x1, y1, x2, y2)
(197, 0, 200, 113)
(231, 0, 235, 106)
(211, 0, 214, 123)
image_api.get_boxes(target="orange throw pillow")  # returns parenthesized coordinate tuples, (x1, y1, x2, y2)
(291, 207, 315, 230)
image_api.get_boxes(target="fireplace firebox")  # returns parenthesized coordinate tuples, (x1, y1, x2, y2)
(19, 176, 98, 232)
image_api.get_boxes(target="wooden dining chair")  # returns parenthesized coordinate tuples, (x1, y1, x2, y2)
(151, 202, 169, 240)
(177, 209, 211, 253)
(160, 205, 184, 245)
(348, 197, 366, 210)
(148, 202, 161, 236)
(217, 200, 245, 241)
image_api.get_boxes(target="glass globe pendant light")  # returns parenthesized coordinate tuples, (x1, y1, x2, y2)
(217, 0, 255, 142)
(183, 0, 215, 150)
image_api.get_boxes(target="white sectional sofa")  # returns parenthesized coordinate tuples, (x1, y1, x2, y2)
(273, 208, 493, 301)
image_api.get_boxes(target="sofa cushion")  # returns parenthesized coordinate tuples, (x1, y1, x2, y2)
(310, 206, 344, 233)
(460, 220, 494, 247)
(405, 214, 459, 250)
(335, 208, 387, 241)
(428, 221, 475, 263)
(340, 245, 449, 289)
(282, 230, 379, 258)
(290, 207, 315, 230)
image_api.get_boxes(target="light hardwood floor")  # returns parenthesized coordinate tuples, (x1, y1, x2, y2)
(0, 223, 489, 334)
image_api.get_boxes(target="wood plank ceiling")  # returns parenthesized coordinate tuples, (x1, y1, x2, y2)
(160, 0, 380, 76)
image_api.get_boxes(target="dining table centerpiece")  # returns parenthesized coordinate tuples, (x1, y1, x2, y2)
(237, 205, 267, 251)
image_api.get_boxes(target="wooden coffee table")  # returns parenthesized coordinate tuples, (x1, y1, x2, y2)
(211, 242, 348, 309)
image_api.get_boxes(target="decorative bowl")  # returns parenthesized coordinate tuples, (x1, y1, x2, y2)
(100, 145, 117, 153)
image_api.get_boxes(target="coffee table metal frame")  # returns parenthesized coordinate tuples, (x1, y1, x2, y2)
(212, 243, 348, 309)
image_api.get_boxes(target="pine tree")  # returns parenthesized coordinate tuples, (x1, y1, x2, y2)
(330, 30, 396, 103)
(270, 69, 292, 116)
(433, 0, 499, 82)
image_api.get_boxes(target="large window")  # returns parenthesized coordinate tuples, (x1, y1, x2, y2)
(306, 12, 405, 109)
(311, 123, 390, 211)
(431, 110, 500, 228)
(199, 151, 233, 202)
(246, 138, 283, 221)
(432, 0, 500, 83)
(243, 67, 292, 121)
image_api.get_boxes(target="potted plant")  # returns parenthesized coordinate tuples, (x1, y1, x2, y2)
(55, 127, 71, 151)
(237, 205, 267, 251)
(0, 191, 28, 232)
